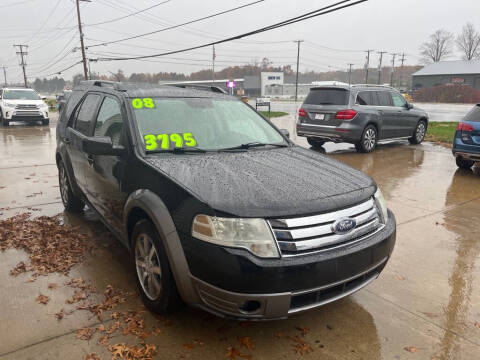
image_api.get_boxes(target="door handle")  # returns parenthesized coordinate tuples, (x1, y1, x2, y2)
(63, 137, 71, 144)
(87, 155, 94, 166)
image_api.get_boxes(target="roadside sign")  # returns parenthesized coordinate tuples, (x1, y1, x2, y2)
(255, 97, 271, 118)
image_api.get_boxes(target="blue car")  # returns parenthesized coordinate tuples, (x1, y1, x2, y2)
(453, 104, 480, 169)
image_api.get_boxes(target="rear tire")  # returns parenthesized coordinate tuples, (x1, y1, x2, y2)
(409, 120, 427, 144)
(58, 161, 84, 212)
(131, 219, 182, 314)
(456, 157, 474, 170)
(355, 125, 377, 153)
(307, 137, 325, 148)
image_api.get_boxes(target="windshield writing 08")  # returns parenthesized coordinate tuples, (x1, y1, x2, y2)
(131, 98, 285, 152)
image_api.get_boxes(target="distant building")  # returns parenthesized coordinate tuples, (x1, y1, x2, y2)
(412, 60, 480, 90)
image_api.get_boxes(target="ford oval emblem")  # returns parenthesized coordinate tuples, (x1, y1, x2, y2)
(332, 217, 357, 234)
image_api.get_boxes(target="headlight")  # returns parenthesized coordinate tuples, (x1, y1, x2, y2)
(192, 215, 279, 258)
(3, 102, 16, 108)
(374, 187, 388, 224)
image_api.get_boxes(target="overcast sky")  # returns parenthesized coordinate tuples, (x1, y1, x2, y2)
(0, 0, 479, 83)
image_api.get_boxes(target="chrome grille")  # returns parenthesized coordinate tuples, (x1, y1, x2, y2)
(268, 198, 382, 256)
(14, 110, 41, 116)
(15, 104, 39, 110)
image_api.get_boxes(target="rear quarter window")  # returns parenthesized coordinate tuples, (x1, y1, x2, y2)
(464, 105, 480, 122)
(304, 88, 349, 105)
(356, 91, 379, 106)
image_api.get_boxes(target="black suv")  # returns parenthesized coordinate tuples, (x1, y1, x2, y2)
(297, 85, 429, 152)
(55, 81, 396, 320)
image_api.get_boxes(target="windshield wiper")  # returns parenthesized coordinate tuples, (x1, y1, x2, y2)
(219, 142, 289, 151)
(147, 147, 207, 154)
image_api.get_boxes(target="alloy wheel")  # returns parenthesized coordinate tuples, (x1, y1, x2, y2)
(416, 122, 426, 143)
(135, 234, 162, 301)
(59, 165, 69, 205)
(363, 128, 376, 151)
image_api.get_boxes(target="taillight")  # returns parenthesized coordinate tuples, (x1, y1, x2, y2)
(335, 109, 357, 120)
(456, 122, 474, 132)
(298, 108, 307, 117)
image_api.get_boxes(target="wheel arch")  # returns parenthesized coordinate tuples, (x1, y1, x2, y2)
(123, 189, 199, 304)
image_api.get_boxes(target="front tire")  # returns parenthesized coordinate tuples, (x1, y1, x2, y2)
(58, 161, 84, 212)
(355, 125, 377, 153)
(456, 157, 474, 170)
(307, 137, 325, 148)
(132, 219, 181, 314)
(409, 120, 427, 144)
(1, 111, 8, 127)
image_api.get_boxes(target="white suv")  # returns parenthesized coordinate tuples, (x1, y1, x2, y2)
(0, 87, 50, 126)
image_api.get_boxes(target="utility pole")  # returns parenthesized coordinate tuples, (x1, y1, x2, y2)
(348, 63, 354, 86)
(212, 45, 216, 84)
(13, 45, 28, 87)
(377, 51, 387, 84)
(2, 66, 6, 86)
(76, 0, 90, 80)
(399, 53, 406, 89)
(390, 53, 398, 87)
(364, 50, 374, 84)
(294, 40, 304, 103)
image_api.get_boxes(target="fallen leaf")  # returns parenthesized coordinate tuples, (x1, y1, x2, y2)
(36, 294, 50, 305)
(48, 283, 58, 290)
(291, 336, 313, 355)
(274, 332, 285, 338)
(54, 309, 64, 320)
(395, 275, 406, 281)
(84, 354, 101, 360)
(474, 321, 480, 329)
(295, 326, 310, 337)
(225, 347, 252, 359)
(238, 336, 255, 350)
(76, 327, 95, 340)
(404, 346, 417, 353)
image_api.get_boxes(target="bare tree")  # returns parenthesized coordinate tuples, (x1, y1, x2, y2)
(456, 23, 480, 60)
(420, 29, 454, 63)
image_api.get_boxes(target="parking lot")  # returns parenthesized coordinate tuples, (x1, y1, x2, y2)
(1, 112, 480, 360)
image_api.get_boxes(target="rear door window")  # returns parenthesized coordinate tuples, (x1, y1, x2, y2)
(304, 88, 349, 105)
(377, 91, 393, 106)
(73, 94, 102, 136)
(356, 91, 378, 106)
(94, 96, 124, 146)
(464, 105, 480, 122)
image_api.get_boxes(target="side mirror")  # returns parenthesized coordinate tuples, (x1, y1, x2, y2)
(41, 96, 47, 101)
(280, 129, 290, 138)
(406, 102, 414, 110)
(82, 136, 124, 156)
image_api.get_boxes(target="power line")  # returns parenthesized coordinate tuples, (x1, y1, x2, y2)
(92, 0, 368, 62)
(84, 0, 172, 27)
(25, 0, 62, 44)
(87, 0, 266, 48)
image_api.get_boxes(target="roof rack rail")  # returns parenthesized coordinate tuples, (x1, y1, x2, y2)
(170, 84, 227, 94)
(79, 80, 120, 89)
(350, 84, 395, 89)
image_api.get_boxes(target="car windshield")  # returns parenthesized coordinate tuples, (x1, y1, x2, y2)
(131, 97, 286, 152)
(3, 89, 41, 100)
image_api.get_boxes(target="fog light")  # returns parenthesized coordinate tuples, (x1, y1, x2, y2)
(239, 300, 261, 313)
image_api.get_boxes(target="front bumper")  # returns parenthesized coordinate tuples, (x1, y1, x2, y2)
(180, 210, 396, 320)
(3, 108, 49, 122)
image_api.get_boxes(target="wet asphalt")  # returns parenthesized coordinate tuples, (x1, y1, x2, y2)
(1, 113, 480, 360)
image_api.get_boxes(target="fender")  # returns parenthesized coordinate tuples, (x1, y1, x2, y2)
(123, 189, 200, 304)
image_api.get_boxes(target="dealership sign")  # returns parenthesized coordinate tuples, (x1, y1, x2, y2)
(452, 78, 465, 84)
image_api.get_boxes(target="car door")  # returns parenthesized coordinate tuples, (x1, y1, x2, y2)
(371, 90, 398, 139)
(84, 95, 128, 231)
(65, 93, 102, 193)
(390, 91, 417, 137)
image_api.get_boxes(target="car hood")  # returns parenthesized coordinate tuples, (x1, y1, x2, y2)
(2, 99, 44, 105)
(145, 146, 376, 218)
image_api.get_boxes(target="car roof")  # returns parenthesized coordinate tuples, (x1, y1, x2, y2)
(73, 81, 233, 99)
(309, 84, 396, 92)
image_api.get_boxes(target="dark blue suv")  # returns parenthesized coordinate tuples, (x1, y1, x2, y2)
(453, 104, 480, 169)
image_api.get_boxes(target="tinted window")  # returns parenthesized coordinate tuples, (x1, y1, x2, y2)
(464, 105, 480, 122)
(304, 89, 348, 105)
(356, 91, 378, 106)
(94, 97, 124, 145)
(391, 92, 407, 107)
(377, 91, 393, 106)
(63, 90, 84, 123)
(74, 94, 101, 136)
